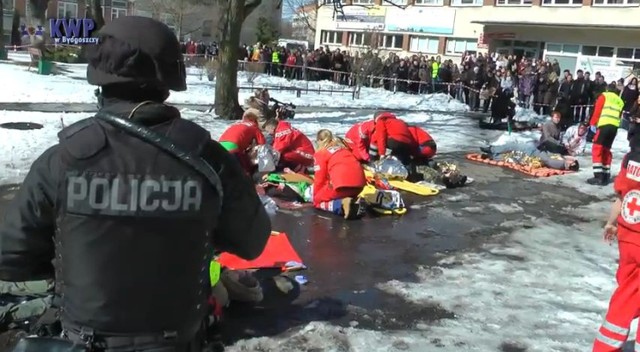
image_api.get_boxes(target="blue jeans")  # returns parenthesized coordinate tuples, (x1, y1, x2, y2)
(492, 142, 538, 157)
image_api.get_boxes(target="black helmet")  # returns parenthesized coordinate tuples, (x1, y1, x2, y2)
(86, 16, 186, 91)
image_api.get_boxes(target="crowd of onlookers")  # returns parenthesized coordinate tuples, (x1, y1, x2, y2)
(185, 41, 638, 121)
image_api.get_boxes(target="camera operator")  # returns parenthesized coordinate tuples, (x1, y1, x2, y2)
(245, 88, 295, 131)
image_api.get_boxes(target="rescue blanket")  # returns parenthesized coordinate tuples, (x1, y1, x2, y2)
(217, 232, 304, 270)
(465, 153, 574, 177)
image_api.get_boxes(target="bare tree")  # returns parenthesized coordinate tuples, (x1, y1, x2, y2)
(214, 0, 282, 120)
(136, 0, 206, 39)
(285, 0, 319, 34)
(280, 20, 294, 39)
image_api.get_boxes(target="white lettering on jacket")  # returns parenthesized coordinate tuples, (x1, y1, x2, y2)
(627, 160, 640, 182)
(67, 174, 202, 214)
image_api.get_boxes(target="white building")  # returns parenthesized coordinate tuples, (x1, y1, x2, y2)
(314, 0, 640, 78)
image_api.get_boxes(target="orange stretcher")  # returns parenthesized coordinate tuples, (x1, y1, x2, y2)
(465, 153, 575, 177)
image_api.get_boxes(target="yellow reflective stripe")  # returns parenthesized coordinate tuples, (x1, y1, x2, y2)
(595, 331, 625, 348)
(602, 320, 629, 336)
(209, 260, 221, 286)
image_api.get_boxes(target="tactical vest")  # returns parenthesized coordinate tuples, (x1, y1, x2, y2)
(55, 116, 220, 340)
(597, 91, 624, 128)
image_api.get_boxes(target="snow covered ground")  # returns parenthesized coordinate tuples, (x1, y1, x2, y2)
(0, 53, 633, 351)
(1, 52, 466, 111)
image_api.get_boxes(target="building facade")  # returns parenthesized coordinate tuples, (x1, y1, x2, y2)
(314, 0, 640, 77)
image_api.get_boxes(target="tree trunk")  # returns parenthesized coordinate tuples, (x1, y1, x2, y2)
(91, 0, 105, 30)
(214, 0, 248, 120)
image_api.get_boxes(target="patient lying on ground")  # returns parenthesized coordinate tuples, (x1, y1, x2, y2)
(480, 142, 580, 171)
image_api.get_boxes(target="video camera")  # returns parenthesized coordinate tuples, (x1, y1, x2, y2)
(269, 98, 296, 120)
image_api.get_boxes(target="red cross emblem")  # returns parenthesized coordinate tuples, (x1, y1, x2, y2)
(628, 197, 640, 217)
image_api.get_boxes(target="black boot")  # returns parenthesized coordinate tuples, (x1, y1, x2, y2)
(602, 173, 611, 185)
(480, 146, 492, 154)
(587, 172, 604, 185)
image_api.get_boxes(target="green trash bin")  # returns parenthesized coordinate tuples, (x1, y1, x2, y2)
(37, 59, 53, 75)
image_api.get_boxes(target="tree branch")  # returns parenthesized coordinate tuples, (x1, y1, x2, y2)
(244, 0, 263, 14)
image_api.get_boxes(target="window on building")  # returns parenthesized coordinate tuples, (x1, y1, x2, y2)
(598, 46, 614, 57)
(546, 43, 580, 54)
(582, 46, 597, 56)
(593, 0, 639, 5)
(321, 30, 341, 44)
(451, 0, 483, 4)
(379, 34, 403, 49)
(414, 0, 445, 5)
(349, 32, 373, 46)
(3, 0, 14, 14)
(581, 45, 616, 57)
(617, 48, 639, 59)
(541, 0, 582, 5)
(409, 36, 439, 54)
(385, 0, 408, 4)
(496, 0, 532, 5)
(446, 38, 477, 54)
(322, 0, 347, 4)
(57, 2, 78, 18)
(352, 0, 374, 4)
(111, 0, 128, 19)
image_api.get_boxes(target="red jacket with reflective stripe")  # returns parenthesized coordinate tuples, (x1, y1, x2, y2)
(408, 126, 437, 159)
(614, 151, 640, 246)
(373, 113, 415, 156)
(313, 146, 366, 201)
(272, 121, 315, 167)
(219, 120, 265, 151)
(344, 120, 375, 162)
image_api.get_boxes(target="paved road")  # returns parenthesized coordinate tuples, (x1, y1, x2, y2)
(0, 152, 599, 348)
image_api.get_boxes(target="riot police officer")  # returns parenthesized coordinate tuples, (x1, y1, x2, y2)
(0, 16, 271, 351)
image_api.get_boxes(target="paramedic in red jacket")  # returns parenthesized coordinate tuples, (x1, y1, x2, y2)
(263, 119, 315, 172)
(408, 125, 437, 162)
(593, 127, 640, 351)
(370, 111, 417, 165)
(313, 129, 367, 219)
(344, 120, 375, 163)
(218, 108, 266, 174)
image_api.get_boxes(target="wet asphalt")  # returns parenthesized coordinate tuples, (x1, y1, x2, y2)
(0, 151, 603, 349)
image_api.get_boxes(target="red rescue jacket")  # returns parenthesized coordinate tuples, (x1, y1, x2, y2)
(614, 151, 640, 247)
(219, 120, 265, 151)
(272, 120, 315, 167)
(344, 120, 375, 162)
(372, 112, 415, 156)
(313, 146, 366, 203)
(408, 126, 437, 159)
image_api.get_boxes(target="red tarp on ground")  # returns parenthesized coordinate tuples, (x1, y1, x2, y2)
(217, 232, 303, 270)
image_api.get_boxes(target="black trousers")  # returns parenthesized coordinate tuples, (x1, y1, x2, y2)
(386, 138, 415, 165)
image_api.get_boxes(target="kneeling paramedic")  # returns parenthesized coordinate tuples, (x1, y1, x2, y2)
(0, 16, 271, 351)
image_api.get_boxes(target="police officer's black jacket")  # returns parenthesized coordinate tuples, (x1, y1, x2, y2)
(0, 100, 271, 337)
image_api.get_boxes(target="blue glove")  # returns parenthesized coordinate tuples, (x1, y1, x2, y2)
(590, 126, 597, 133)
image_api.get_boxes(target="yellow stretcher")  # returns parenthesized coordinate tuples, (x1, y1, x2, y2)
(363, 170, 439, 196)
(358, 184, 407, 215)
